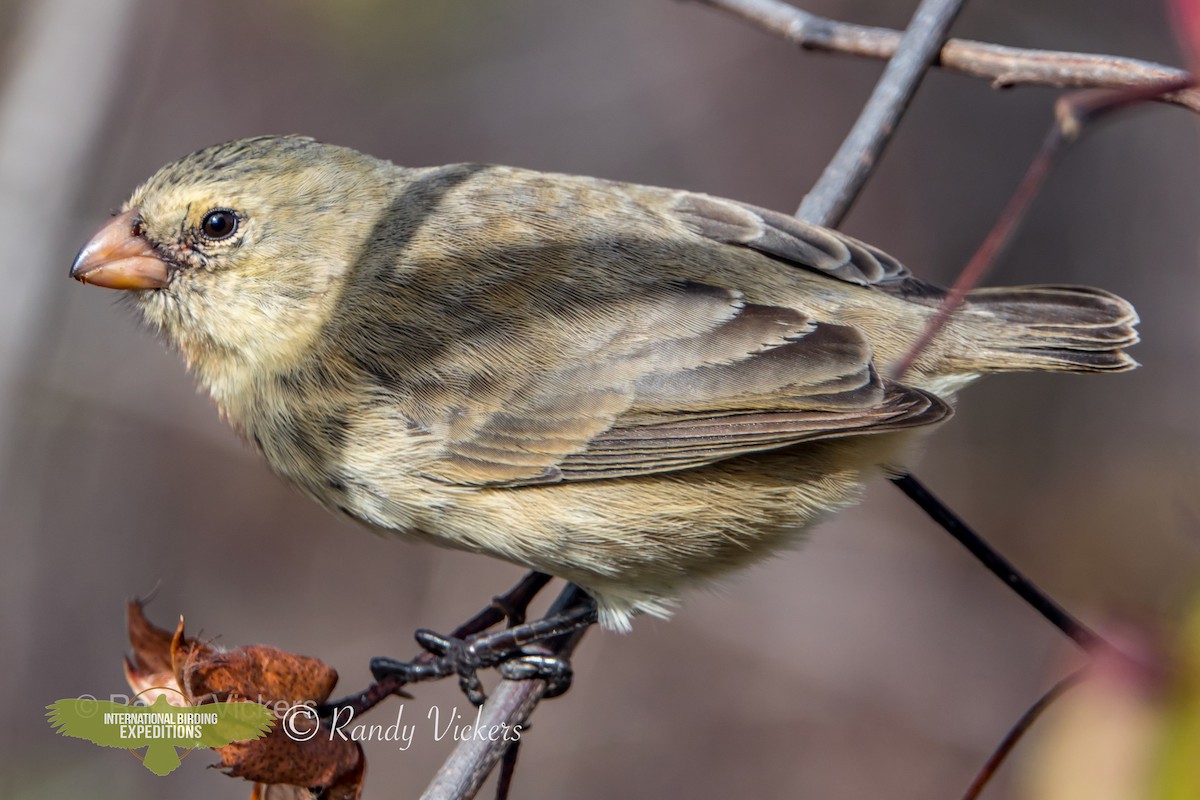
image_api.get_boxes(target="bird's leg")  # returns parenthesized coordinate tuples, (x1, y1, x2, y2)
(317, 571, 553, 719)
(369, 598, 598, 705)
(454, 570, 555, 634)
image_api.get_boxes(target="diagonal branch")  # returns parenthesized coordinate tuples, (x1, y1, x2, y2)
(687, 0, 1200, 113)
(797, 0, 965, 226)
(959, 670, 1086, 800)
(890, 74, 1194, 379)
(421, 584, 593, 800)
(892, 474, 1100, 650)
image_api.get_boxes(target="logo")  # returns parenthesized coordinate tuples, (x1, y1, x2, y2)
(46, 690, 275, 776)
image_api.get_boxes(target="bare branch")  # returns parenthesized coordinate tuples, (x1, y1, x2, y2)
(960, 670, 1086, 800)
(420, 676, 546, 800)
(890, 75, 1193, 380)
(797, 0, 965, 226)
(687, 0, 1200, 113)
(421, 585, 593, 800)
(891, 474, 1102, 650)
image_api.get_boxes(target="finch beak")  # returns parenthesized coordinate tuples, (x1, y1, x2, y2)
(70, 210, 169, 290)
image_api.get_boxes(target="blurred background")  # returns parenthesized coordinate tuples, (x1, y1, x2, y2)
(1, 0, 1197, 797)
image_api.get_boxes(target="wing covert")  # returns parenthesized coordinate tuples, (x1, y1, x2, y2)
(419, 280, 949, 487)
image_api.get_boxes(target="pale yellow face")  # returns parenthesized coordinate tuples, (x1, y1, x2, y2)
(122, 136, 395, 383)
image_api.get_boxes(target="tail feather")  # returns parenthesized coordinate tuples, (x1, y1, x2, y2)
(960, 285, 1139, 373)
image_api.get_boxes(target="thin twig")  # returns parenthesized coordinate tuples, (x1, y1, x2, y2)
(421, 678, 547, 800)
(892, 474, 1101, 651)
(752, 0, 1101, 650)
(890, 120, 1059, 379)
(494, 740, 521, 800)
(891, 75, 1194, 379)
(960, 670, 1086, 800)
(686, 0, 1200, 113)
(797, 0, 966, 226)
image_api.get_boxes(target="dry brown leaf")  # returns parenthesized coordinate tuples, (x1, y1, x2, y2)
(218, 724, 364, 800)
(123, 601, 365, 799)
(181, 645, 338, 707)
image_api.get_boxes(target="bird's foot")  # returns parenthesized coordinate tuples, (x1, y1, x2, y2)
(369, 601, 597, 705)
(497, 653, 574, 699)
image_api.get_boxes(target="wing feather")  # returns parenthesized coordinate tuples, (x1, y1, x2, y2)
(669, 192, 909, 286)
(559, 385, 946, 480)
(420, 280, 949, 487)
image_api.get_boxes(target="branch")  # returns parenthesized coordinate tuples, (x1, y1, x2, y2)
(420, 584, 593, 800)
(890, 75, 1193, 379)
(687, 0, 1200, 113)
(421, 678, 545, 800)
(960, 670, 1086, 800)
(891, 474, 1101, 650)
(797, 0, 965, 226)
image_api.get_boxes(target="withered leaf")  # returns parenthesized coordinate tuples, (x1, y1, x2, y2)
(123, 602, 365, 800)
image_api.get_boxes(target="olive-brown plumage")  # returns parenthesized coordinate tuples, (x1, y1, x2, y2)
(71, 136, 1138, 629)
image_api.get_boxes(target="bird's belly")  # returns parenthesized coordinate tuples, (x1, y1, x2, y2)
(251, 398, 925, 632)
(417, 433, 919, 630)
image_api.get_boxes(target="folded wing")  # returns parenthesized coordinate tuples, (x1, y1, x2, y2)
(420, 280, 949, 487)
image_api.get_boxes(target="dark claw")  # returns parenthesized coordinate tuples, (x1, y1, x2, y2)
(413, 629, 456, 658)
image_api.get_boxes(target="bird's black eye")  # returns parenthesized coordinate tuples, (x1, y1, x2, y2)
(200, 209, 238, 240)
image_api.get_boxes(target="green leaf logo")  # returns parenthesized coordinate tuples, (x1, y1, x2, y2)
(47, 692, 275, 776)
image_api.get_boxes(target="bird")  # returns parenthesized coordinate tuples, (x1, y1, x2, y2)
(70, 135, 1138, 631)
